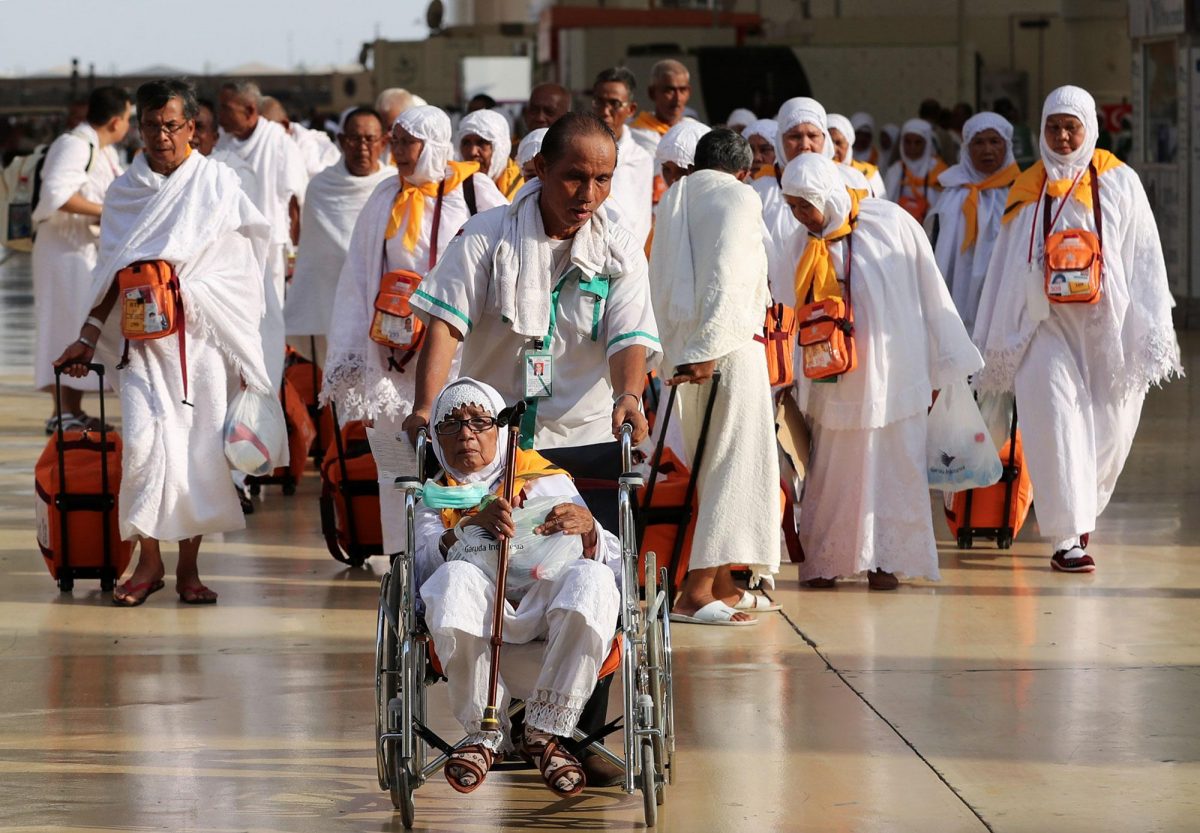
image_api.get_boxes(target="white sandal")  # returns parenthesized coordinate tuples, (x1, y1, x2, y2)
(669, 600, 759, 626)
(733, 590, 781, 612)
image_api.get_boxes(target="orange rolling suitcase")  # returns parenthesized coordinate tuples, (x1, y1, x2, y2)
(35, 364, 133, 592)
(320, 404, 383, 567)
(945, 402, 1033, 549)
(283, 340, 335, 464)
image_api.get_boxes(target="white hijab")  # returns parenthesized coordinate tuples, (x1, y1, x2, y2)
(939, 112, 1015, 188)
(898, 118, 937, 177)
(430, 377, 509, 484)
(850, 111, 875, 163)
(780, 153, 851, 237)
(774, 97, 835, 165)
(742, 118, 779, 147)
(655, 120, 712, 167)
(517, 128, 548, 166)
(1039, 84, 1099, 181)
(726, 108, 757, 130)
(826, 113, 856, 165)
(396, 105, 453, 186)
(456, 109, 513, 180)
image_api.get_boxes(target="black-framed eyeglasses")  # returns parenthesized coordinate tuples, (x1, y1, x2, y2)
(435, 416, 498, 436)
(140, 120, 190, 137)
(592, 96, 629, 112)
(342, 134, 382, 146)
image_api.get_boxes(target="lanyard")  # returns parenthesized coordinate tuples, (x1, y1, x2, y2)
(1025, 166, 1085, 265)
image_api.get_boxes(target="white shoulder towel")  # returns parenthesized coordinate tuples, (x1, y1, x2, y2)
(213, 118, 308, 245)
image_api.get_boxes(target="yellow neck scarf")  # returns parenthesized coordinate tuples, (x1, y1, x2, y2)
(385, 160, 479, 251)
(495, 157, 525, 201)
(438, 448, 566, 529)
(753, 163, 776, 180)
(959, 162, 1020, 252)
(631, 111, 673, 136)
(903, 159, 948, 193)
(850, 159, 878, 180)
(1002, 148, 1123, 225)
(794, 190, 861, 305)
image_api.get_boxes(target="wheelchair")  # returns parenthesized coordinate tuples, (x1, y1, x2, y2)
(375, 423, 675, 828)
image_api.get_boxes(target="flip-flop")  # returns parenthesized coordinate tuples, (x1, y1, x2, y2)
(112, 579, 165, 607)
(177, 584, 219, 605)
(733, 590, 781, 612)
(669, 600, 759, 626)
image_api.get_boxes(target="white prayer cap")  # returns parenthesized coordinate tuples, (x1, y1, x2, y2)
(942, 112, 1015, 186)
(850, 111, 874, 134)
(456, 109, 513, 180)
(899, 117, 935, 166)
(780, 152, 851, 234)
(774, 96, 833, 164)
(656, 120, 711, 168)
(396, 105, 454, 185)
(726, 107, 757, 129)
(430, 377, 509, 485)
(742, 118, 778, 145)
(1039, 85, 1099, 180)
(826, 113, 856, 164)
(517, 128, 548, 166)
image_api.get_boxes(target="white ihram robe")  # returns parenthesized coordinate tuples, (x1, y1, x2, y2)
(88, 152, 280, 541)
(321, 169, 506, 552)
(31, 123, 122, 391)
(648, 170, 780, 586)
(608, 127, 654, 245)
(289, 122, 341, 177)
(972, 163, 1182, 544)
(792, 200, 982, 581)
(212, 118, 308, 390)
(415, 471, 621, 750)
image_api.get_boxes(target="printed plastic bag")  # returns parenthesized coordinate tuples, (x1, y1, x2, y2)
(926, 380, 1003, 492)
(223, 389, 288, 476)
(448, 495, 584, 601)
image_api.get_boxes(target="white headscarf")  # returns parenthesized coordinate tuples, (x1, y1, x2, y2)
(899, 118, 937, 177)
(774, 97, 835, 164)
(939, 112, 1014, 187)
(780, 152, 851, 236)
(656, 120, 711, 167)
(456, 109, 513, 180)
(826, 113, 856, 165)
(850, 111, 874, 135)
(1039, 84, 1099, 181)
(395, 105, 453, 185)
(726, 107, 757, 130)
(742, 118, 778, 146)
(430, 377, 509, 484)
(516, 127, 547, 166)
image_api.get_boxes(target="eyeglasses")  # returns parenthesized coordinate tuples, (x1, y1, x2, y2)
(342, 134, 382, 146)
(140, 120, 190, 136)
(592, 96, 629, 113)
(435, 416, 498, 436)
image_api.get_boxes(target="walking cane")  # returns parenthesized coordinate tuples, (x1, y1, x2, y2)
(479, 399, 528, 733)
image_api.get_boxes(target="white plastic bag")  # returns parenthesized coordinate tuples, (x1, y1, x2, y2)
(448, 496, 584, 601)
(223, 389, 288, 476)
(926, 380, 1003, 492)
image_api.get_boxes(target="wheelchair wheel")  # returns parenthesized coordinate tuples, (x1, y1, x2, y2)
(640, 740, 659, 827)
(392, 764, 415, 828)
(657, 566, 677, 785)
(375, 573, 397, 791)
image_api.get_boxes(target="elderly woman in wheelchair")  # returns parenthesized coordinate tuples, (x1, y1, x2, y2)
(412, 377, 622, 797)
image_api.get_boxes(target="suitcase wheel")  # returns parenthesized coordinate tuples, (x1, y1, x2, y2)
(248, 482, 262, 496)
(956, 531, 973, 550)
(348, 554, 367, 569)
(282, 480, 297, 496)
(997, 533, 1014, 550)
(58, 575, 74, 593)
(101, 575, 116, 592)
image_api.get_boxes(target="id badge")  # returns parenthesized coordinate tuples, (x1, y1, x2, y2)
(524, 350, 553, 398)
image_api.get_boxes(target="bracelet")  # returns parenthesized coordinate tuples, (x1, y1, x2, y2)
(612, 392, 641, 410)
(84, 316, 104, 331)
(77, 335, 96, 349)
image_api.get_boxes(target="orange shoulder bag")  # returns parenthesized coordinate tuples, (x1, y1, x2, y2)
(897, 165, 931, 224)
(1043, 162, 1103, 305)
(796, 232, 857, 381)
(116, 259, 191, 404)
(755, 302, 798, 387)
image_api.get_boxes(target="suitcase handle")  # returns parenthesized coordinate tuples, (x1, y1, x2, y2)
(52, 362, 112, 581)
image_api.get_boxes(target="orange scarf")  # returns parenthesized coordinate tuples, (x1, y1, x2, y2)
(438, 448, 566, 529)
(1002, 149, 1123, 225)
(753, 163, 775, 180)
(902, 159, 948, 195)
(794, 190, 861, 304)
(850, 159, 878, 181)
(630, 111, 673, 136)
(385, 160, 479, 251)
(959, 162, 1020, 252)
(495, 157, 525, 201)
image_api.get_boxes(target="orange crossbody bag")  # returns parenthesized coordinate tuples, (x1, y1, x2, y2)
(755, 302, 798, 387)
(1043, 162, 1103, 305)
(116, 260, 191, 404)
(796, 230, 856, 381)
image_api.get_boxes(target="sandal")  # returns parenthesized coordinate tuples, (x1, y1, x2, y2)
(525, 734, 586, 797)
(112, 579, 165, 607)
(444, 743, 494, 794)
(177, 584, 219, 604)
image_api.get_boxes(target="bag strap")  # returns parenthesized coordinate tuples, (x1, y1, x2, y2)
(1089, 161, 1102, 251)
(463, 174, 477, 217)
(429, 179, 446, 270)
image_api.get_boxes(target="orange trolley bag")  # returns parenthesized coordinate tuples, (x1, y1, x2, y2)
(945, 401, 1033, 549)
(319, 403, 384, 567)
(34, 363, 133, 592)
(246, 376, 316, 497)
(637, 371, 721, 606)
(283, 339, 335, 464)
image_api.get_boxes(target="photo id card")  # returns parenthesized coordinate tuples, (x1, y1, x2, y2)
(524, 350, 553, 398)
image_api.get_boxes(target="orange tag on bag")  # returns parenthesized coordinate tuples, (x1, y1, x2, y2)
(797, 297, 856, 380)
(370, 269, 425, 351)
(754, 302, 798, 387)
(1044, 229, 1102, 304)
(117, 260, 181, 341)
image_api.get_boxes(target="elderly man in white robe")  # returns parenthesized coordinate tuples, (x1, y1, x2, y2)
(321, 104, 506, 557)
(649, 128, 780, 625)
(56, 79, 279, 606)
(414, 377, 621, 797)
(285, 107, 393, 364)
(261, 95, 341, 178)
(927, 112, 1020, 333)
(32, 85, 130, 432)
(456, 109, 525, 201)
(972, 86, 1182, 573)
(628, 59, 697, 185)
(213, 80, 309, 390)
(782, 153, 982, 590)
(590, 67, 654, 245)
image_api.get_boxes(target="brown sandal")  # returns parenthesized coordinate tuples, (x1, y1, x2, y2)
(525, 737, 586, 797)
(444, 743, 494, 794)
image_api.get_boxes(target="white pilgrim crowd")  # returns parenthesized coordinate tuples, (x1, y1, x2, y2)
(38, 59, 1182, 793)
